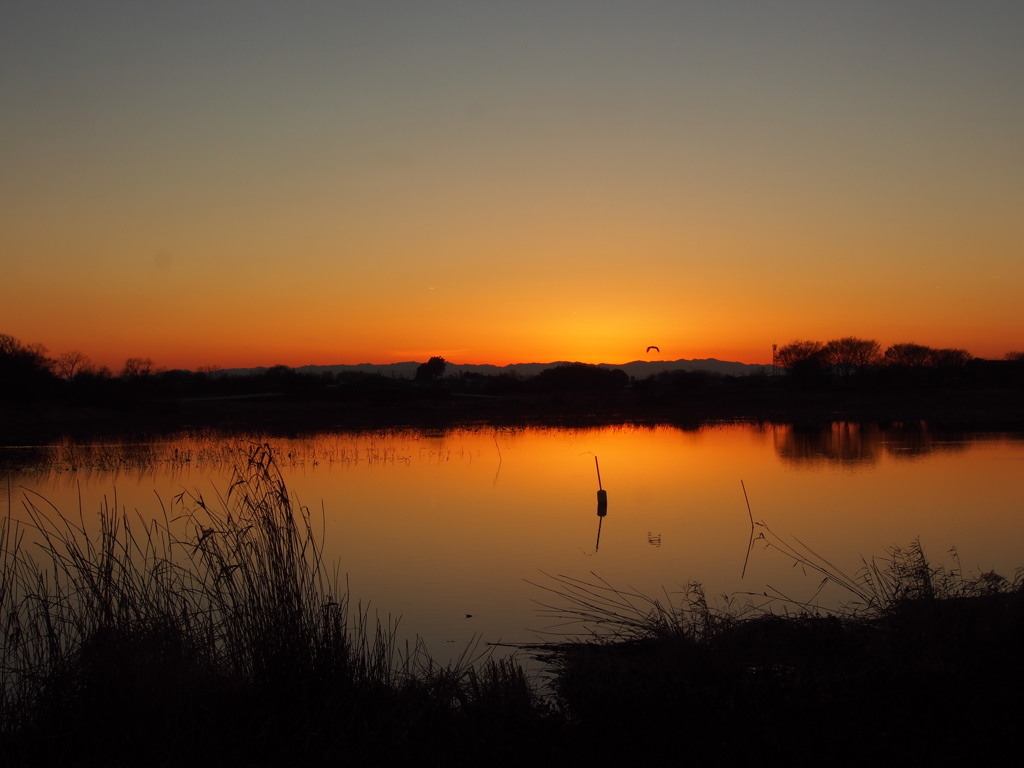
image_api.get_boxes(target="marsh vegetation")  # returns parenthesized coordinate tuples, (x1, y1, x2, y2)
(2, 444, 1021, 765)
(1, 445, 546, 766)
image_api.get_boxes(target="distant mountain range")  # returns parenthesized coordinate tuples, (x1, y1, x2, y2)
(219, 359, 769, 379)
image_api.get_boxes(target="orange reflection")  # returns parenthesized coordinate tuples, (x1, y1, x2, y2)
(5, 425, 1023, 656)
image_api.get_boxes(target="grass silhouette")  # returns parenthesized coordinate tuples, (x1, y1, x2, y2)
(527, 534, 1024, 764)
(1, 444, 546, 766)
(2, 444, 1022, 765)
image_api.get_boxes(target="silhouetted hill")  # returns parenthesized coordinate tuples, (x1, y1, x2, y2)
(220, 358, 767, 379)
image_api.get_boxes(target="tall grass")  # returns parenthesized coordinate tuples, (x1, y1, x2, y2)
(527, 529, 1024, 763)
(744, 515, 1023, 615)
(1, 443, 542, 766)
(4, 446, 1021, 764)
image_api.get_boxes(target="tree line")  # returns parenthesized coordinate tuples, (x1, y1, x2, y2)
(774, 336, 1024, 387)
(1, 332, 268, 404)
(2, 331, 1023, 407)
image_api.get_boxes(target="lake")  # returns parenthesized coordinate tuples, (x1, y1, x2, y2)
(4, 423, 1023, 658)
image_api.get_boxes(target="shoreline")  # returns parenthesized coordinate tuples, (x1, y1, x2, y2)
(4, 385, 1024, 445)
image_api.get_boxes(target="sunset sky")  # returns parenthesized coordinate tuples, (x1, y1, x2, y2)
(3, 2, 1022, 371)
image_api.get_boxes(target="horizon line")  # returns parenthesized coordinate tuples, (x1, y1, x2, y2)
(206, 357, 769, 373)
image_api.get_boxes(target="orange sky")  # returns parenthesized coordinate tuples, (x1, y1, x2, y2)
(3, 3, 1022, 372)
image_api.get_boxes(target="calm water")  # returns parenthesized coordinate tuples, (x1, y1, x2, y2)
(5, 424, 1024, 656)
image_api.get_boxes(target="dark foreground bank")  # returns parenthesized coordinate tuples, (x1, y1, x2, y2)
(2, 447, 1022, 766)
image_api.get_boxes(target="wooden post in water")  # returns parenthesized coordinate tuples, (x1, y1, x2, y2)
(595, 456, 607, 550)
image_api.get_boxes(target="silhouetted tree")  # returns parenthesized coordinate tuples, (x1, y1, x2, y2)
(775, 340, 829, 385)
(776, 340, 825, 369)
(121, 357, 154, 378)
(884, 343, 933, 368)
(415, 356, 447, 382)
(882, 343, 973, 387)
(0, 333, 56, 400)
(54, 350, 92, 381)
(0, 334, 50, 368)
(824, 337, 881, 379)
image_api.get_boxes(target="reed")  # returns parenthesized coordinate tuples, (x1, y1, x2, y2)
(1, 443, 545, 766)
(527, 531, 1024, 763)
(744, 514, 1023, 615)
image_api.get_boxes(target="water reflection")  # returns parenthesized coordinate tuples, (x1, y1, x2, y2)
(3, 423, 1022, 658)
(2, 422, 993, 477)
(772, 422, 970, 467)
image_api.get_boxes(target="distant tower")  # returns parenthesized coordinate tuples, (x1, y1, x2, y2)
(772, 344, 778, 375)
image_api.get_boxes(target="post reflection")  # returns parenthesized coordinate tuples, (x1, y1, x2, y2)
(595, 456, 608, 552)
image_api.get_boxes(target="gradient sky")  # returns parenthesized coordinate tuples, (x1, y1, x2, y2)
(3, 1, 1022, 371)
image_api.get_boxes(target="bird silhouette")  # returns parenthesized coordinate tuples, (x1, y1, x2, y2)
(646, 345, 660, 353)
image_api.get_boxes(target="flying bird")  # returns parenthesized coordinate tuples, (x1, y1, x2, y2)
(646, 345, 660, 354)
